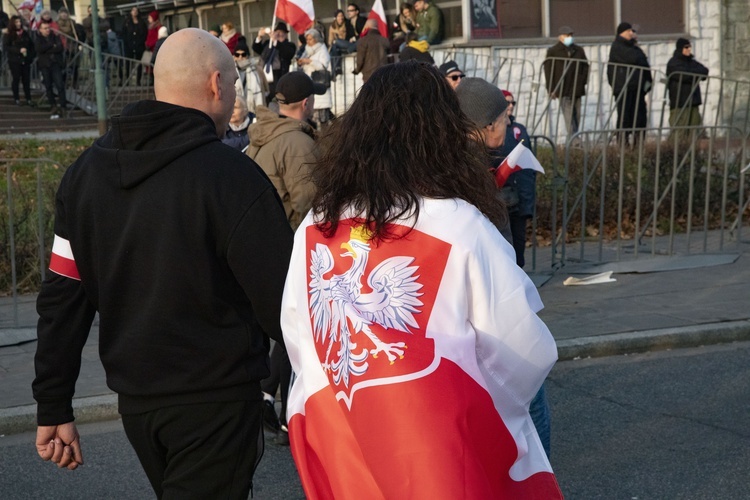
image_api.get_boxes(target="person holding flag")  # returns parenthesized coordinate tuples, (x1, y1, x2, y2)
(281, 61, 561, 499)
(252, 22, 296, 104)
(491, 90, 544, 269)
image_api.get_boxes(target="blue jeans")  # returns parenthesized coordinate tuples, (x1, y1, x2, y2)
(329, 39, 356, 73)
(530, 383, 551, 458)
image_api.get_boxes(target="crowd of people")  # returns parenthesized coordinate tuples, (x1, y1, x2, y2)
(24, 8, 717, 498)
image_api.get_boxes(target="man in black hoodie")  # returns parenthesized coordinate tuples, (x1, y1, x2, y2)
(666, 38, 709, 134)
(32, 28, 293, 499)
(607, 22, 652, 146)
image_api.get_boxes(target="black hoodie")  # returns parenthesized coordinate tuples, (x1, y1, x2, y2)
(33, 101, 294, 424)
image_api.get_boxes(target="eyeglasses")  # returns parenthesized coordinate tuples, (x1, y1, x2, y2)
(449, 74, 466, 81)
(234, 51, 248, 58)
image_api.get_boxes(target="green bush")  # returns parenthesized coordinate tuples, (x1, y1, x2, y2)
(1, 139, 92, 295)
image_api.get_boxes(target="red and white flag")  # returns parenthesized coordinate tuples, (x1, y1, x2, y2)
(281, 200, 562, 499)
(275, 0, 315, 35)
(495, 141, 545, 188)
(49, 235, 80, 281)
(366, 0, 389, 38)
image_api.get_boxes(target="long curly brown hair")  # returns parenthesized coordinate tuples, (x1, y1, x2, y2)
(311, 61, 506, 242)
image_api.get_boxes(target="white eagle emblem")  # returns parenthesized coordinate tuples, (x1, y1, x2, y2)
(308, 226, 424, 388)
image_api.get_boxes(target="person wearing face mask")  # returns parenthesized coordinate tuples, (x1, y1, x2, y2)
(544, 26, 589, 138)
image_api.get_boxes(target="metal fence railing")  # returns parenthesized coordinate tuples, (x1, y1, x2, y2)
(1, 158, 64, 328)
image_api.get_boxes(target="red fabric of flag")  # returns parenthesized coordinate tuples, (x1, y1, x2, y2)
(495, 141, 545, 188)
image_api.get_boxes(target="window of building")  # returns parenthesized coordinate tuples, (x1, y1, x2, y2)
(549, 0, 614, 37)
(621, 0, 684, 35)
(496, 0, 542, 39)
(495, 0, 685, 39)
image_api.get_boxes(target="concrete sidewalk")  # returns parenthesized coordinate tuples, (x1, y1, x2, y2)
(2, 241, 749, 435)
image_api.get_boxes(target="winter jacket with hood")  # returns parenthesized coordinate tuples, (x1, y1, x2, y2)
(33, 100, 294, 425)
(666, 51, 708, 109)
(247, 105, 317, 230)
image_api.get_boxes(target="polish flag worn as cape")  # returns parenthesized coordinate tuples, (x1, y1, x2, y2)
(275, 0, 315, 35)
(495, 141, 545, 188)
(366, 0, 389, 38)
(281, 199, 562, 499)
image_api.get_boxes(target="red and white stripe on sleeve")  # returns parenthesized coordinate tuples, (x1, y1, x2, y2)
(49, 235, 81, 280)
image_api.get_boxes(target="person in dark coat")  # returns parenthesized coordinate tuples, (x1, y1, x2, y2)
(2, 15, 34, 106)
(252, 22, 296, 104)
(353, 19, 391, 82)
(544, 25, 589, 137)
(121, 6, 147, 85)
(34, 20, 68, 118)
(607, 22, 652, 146)
(666, 38, 709, 133)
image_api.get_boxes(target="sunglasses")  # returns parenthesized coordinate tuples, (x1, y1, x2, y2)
(449, 74, 466, 82)
(234, 51, 248, 58)
(507, 100, 516, 105)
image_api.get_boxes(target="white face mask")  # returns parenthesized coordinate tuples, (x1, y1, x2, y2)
(563, 36, 574, 47)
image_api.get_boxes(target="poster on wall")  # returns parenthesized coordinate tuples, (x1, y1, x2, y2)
(470, 0, 502, 39)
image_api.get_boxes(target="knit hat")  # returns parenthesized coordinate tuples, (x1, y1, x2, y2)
(501, 89, 513, 100)
(275, 71, 327, 104)
(456, 78, 508, 128)
(438, 60, 462, 76)
(616, 22, 632, 35)
(676, 38, 691, 51)
(148, 11, 159, 22)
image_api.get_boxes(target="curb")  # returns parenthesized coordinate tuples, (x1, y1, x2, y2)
(3, 320, 750, 435)
(556, 319, 750, 360)
(0, 394, 118, 436)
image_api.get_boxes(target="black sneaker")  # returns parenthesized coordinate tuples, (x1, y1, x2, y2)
(262, 399, 280, 433)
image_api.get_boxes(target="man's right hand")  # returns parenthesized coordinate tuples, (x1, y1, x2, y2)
(36, 422, 84, 470)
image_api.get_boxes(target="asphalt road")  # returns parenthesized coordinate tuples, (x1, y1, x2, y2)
(1, 342, 748, 499)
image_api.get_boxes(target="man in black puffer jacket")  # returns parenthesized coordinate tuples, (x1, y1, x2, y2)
(666, 38, 709, 134)
(32, 28, 293, 499)
(607, 22, 652, 146)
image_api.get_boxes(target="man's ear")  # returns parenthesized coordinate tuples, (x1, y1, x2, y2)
(209, 70, 222, 101)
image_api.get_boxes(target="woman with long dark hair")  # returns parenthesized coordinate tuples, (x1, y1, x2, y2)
(2, 15, 34, 106)
(280, 61, 561, 498)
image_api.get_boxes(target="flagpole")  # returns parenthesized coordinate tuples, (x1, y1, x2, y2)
(271, 0, 279, 35)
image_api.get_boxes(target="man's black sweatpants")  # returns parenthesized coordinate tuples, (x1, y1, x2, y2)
(122, 400, 264, 499)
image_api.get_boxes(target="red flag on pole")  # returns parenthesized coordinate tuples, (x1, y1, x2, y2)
(495, 141, 545, 188)
(275, 0, 315, 34)
(367, 0, 389, 38)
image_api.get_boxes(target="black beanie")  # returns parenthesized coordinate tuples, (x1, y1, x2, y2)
(676, 38, 691, 51)
(616, 22, 632, 35)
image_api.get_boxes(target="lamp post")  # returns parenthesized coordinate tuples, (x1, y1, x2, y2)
(90, 0, 107, 135)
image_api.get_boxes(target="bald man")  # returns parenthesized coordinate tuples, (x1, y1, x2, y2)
(32, 28, 293, 498)
(354, 19, 390, 82)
